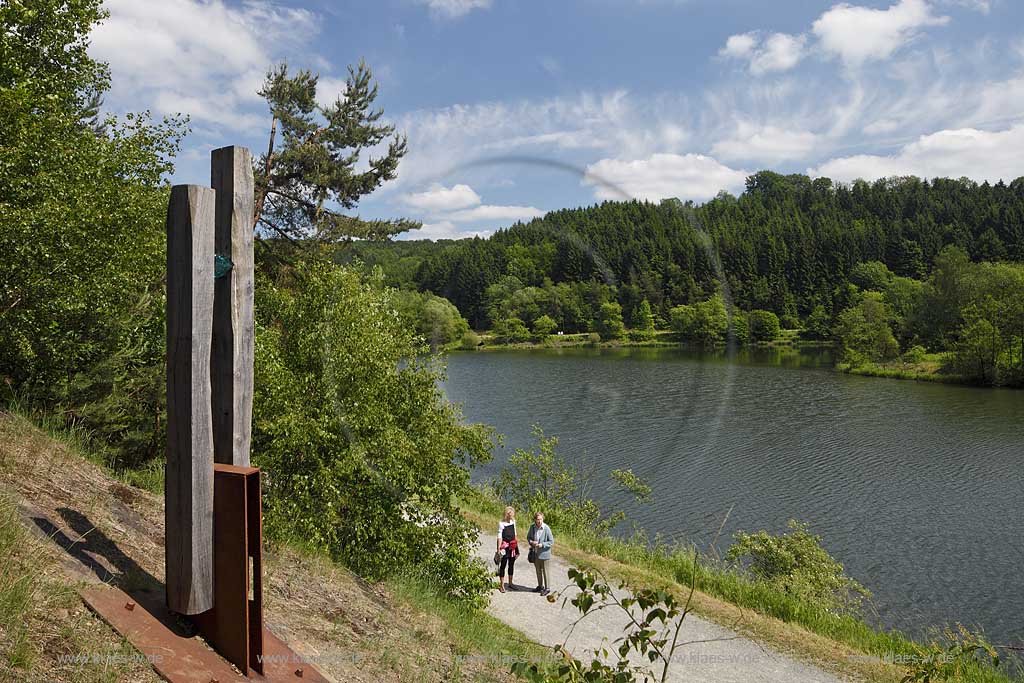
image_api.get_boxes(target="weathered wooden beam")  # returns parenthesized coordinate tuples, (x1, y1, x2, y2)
(210, 146, 255, 468)
(165, 184, 215, 615)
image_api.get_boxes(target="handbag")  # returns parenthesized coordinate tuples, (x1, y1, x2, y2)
(493, 550, 501, 565)
(527, 547, 537, 564)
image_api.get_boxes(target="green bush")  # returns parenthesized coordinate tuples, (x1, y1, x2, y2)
(393, 290, 469, 348)
(726, 520, 870, 616)
(493, 426, 650, 538)
(902, 344, 928, 364)
(492, 316, 531, 344)
(459, 330, 480, 350)
(748, 309, 781, 343)
(595, 302, 625, 340)
(532, 314, 557, 342)
(253, 261, 494, 604)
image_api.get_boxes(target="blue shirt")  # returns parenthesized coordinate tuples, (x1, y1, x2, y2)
(527, 523, 554, 560)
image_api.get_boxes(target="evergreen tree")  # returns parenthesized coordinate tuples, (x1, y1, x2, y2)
(255, 61, 416, 243)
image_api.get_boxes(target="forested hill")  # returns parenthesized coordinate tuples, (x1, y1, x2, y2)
(358, 172, 1024, 330)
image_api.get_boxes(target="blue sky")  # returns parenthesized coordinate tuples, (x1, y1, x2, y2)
(90, 0, 1024, 239)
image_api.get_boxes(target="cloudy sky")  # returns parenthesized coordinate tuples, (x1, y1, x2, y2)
(89, 0, 1024, 239)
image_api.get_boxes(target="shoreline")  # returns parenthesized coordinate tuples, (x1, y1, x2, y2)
(446, 333, 1012, 389)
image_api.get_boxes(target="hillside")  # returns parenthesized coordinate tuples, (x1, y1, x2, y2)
(402, 172, 1024, 328)
(0, 411, 543, 683)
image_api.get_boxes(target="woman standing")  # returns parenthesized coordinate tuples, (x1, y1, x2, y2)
(496, 506, 519, 592)
(527, 512, 554, 595)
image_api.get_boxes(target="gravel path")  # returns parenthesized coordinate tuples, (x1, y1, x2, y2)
(475, 534, 845, 683)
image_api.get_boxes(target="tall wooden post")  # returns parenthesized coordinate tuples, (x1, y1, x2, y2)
(165, 185, 216, 615)
(211, 146, 255, 467)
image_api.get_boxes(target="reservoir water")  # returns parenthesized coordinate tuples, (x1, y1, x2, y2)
(441, 347, 1024, 644)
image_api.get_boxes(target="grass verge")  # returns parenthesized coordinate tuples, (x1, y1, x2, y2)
(0, 492, 159, 682)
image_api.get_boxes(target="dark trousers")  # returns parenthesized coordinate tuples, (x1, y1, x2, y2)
(498, 548, 516, 579)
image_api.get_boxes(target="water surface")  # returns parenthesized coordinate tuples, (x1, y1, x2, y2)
(441, 346, 1024, 643)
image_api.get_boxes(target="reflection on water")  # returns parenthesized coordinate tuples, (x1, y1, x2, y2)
(441, 346, 1024, 644)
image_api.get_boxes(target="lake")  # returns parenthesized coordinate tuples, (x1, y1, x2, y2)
(440, 346, 1024, 644)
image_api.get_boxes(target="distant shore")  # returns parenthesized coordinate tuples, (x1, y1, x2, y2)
(450, 333, 998, 388)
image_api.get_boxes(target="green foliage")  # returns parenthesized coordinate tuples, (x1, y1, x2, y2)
(901, 345, 928, 364)
(802, 305, 833, 340)
(459, 329, 480, 350)
(669, 294, 729, 345)
(730, 309, 749, 344)
(253, 261, 494, 603)
(595, 301, 626, 340)
(850, 261, 895, 292)
(493, 427, 650, 538)
(610, 468, 652, 504)
(836, 292, 900, 365)
(393, 290, 468, 348)
(254, 61, 415, 242)
(586, 332, 602, 346)
(532, 314, 557, 342)
(726, 520, 870, 616)
(492, 316, 531, 344)
(512, 567, 692, 683)
(0, 0, 183, 468)
(747, 309, 781, 343)
(900, 625, 1001, 683)
(412, 173, 1024, 341)
(629, 299, 656, 341)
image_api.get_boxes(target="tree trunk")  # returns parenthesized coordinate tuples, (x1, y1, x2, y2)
(252, 117, 277, 227)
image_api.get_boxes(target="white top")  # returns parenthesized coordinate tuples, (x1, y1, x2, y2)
(498, 520, 516, 539)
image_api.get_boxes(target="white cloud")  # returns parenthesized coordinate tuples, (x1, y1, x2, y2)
(446, 205, 544, 222)
(809, 123, 1024, 183)
(720, 32, 758, 59)
(940, 0, 990, 13)
(397, 182, 541, 227)
(386, 90, 691, 194)
(315, 77, 350, 109)
(402, 184, 483, 213)
(404, 221, 492, 241)
(751, 33, 807, 74)
(416, 0, 492, 20)
(711, 123, 821, 164)
(584, 153, 747, 202)
(719, 31, 806, 74)
(89, 0, 342, 135)
(812, 0, 949, 68)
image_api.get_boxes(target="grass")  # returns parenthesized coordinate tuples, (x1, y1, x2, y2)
(386, 572, 554, 678)
(837, 352, 972, 385)
(0, 492, 158, 682)
(0, 494, 34, 669)
(3, 397, 165, 494)
(0, 408, 552, 682)
(459, 487, 1018, 683)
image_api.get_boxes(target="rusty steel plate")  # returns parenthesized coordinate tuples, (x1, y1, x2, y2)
(80, 585, 327, 682)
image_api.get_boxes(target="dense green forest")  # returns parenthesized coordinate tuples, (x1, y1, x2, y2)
(350, 175, 1024, 386)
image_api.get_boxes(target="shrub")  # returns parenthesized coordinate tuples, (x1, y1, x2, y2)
(901, 344, 927, 364)
(748, 310, 781, 343)
(532, 314, 557, 342)
(253, 262, 494, 604)
(493, 316, 531, 344)
(586, 332, 601, 346)
(493, 426, 650, 538)
(726, 520, 870, 615)
(595, 302, 625, 341)
(459, 330, 480, 350)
